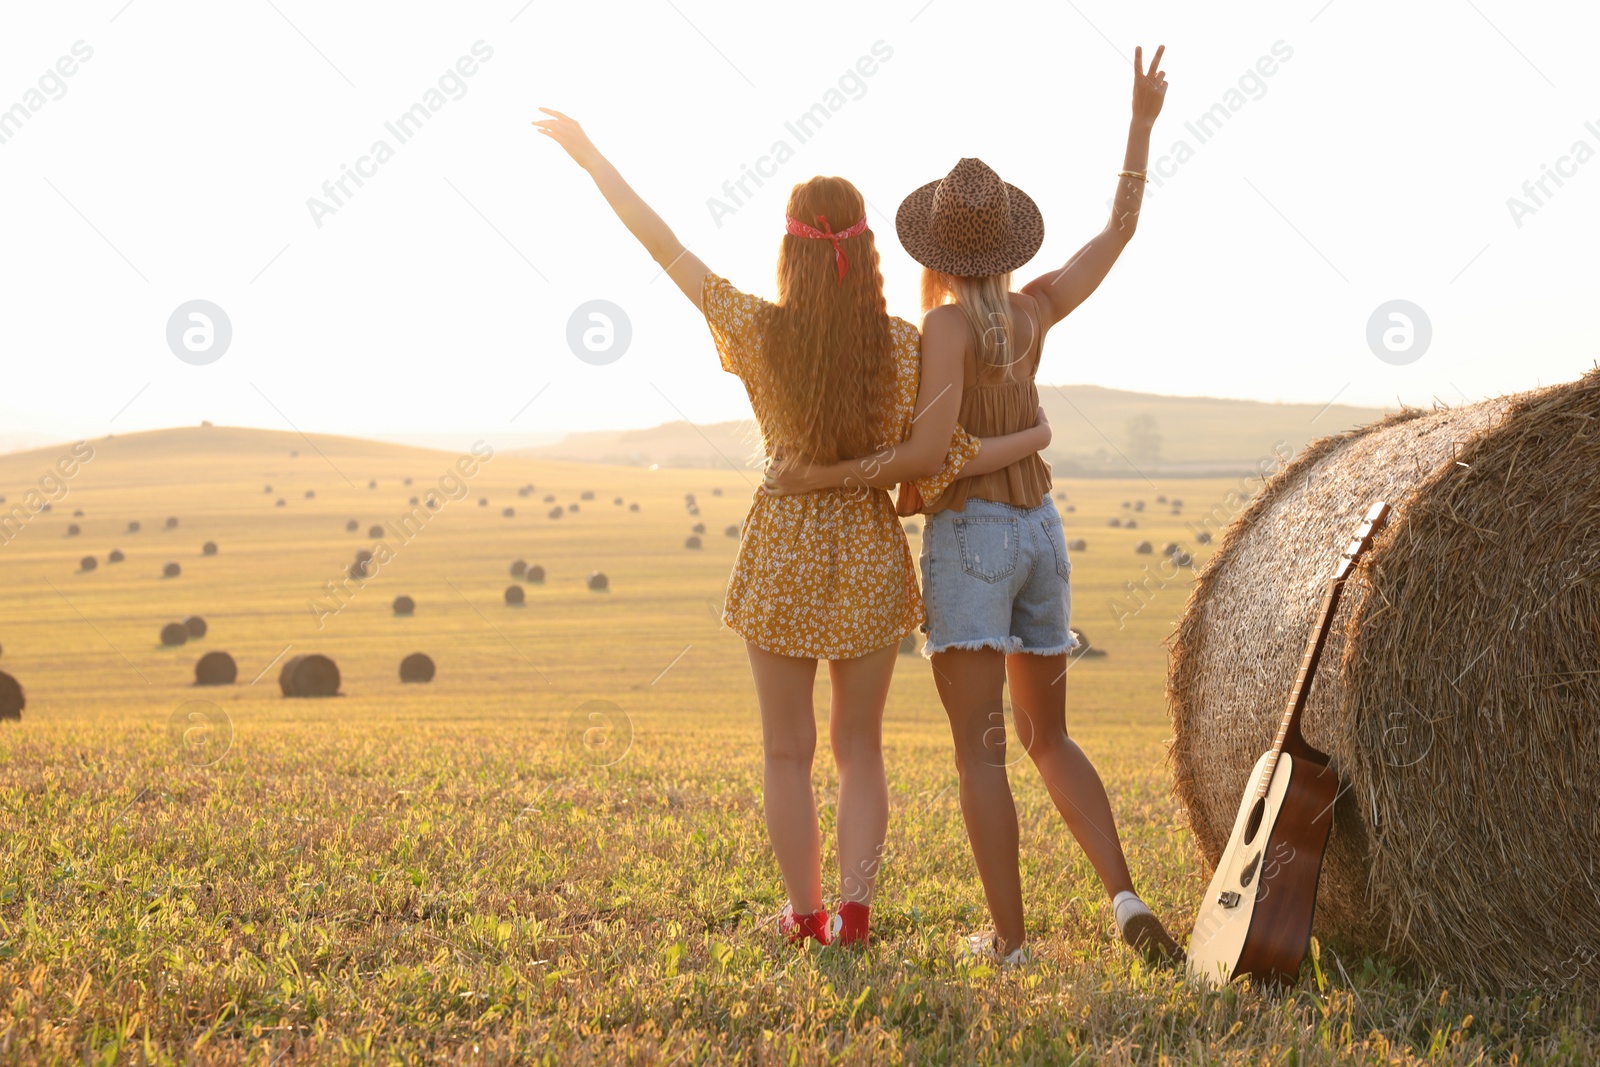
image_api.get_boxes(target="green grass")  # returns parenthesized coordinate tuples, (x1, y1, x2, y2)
(1, 426, 1594, 1065)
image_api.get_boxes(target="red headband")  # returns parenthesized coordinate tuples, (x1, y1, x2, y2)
(785, 214, 869, 286)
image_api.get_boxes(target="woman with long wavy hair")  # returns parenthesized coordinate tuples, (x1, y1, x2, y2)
(765, 47, 1181, 965)
(535, 110, 1047, 946)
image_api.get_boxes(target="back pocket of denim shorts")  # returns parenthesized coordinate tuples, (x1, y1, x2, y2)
(955, 516, 1019, 583)
(1042, 515, 1072, 581)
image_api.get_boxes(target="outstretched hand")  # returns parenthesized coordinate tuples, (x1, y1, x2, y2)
(1132, 45, 1168, 128)
(533, 107, 605, 171)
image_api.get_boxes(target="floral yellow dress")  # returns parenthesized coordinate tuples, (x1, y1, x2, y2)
(704, 273, 980, 659)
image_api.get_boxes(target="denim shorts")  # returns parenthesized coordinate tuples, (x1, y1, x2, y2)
(918, 496, 1078, 656)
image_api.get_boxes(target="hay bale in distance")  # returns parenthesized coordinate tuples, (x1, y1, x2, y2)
(346, 520, 359, 532)
(392, 595, 415, 615)
(613, 497, 624, 505)
(587, 571, 609, 592)
(165, 517, 179, 529)
(1157, 494, 1168, 504)
(691, 522, 706, 535)
(409, 496, 420, 506)
(163, 562, 181, 578)
(1107, 517, 1122, 528)
(184, 615, 207, 638)
(1125, 519, 1138, 529)
(543, 494, 556, 503)
(504, 585, 525, 606)
(368, 480, 377, 489)
(275, 499, 286, 508)
(1195, 530, 1213, 544)
(510, 560, 527, 578)
(479, 498, 488, 507)
(194, 650, 237, 686)
(566, 503, 579, 513)
(1134, 540, 1153, 554)
(526, 564, 545, 583)
(1068, 538, 1087, 551)
(404, 477, 413, 485)
(0, 670, 24, 719)
(712, 487, 723, 496)
(547, 508, 563, 520)
(687, 505, 700, 516)
(1134, 500, 1145, 512)
(628, 503, 640, 512)
(80, 555, 97, 572)
(399, 652, 435, 683)
(279, 653, 340, 697)
(108, 549, 124, 563)
(725, 524, 741, 538)
(1173, 549, 1193, 567)
(127, 521, 140, 533)
(898, 632, 919, 655)
(202, 541, 218, 556)
(1162, 542, 1181, 557)
(160, 622, 188, 647)
(354, 549, 373, 565)
(66, 524, 80, 536)
(304, 490, 315, 499)
(685, 535, 702, 550)
(368, 525, 384, 538)
(580, 490, 595, 501)
(1168, 371, 1600, 989)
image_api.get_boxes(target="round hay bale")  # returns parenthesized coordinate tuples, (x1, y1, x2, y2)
(587, 571, 609, 592)
(368, 525, 384, 538)
(194, 650, 237, 686)
(517, 487, 531, 498)
(684, 493, 697, 505)
(73, 509, 83, 518)
(425, 496, 439, 510)
(685, 535, 702, 550)
(80, 555, 97, 571)
(409, 496, 420, 506)
(904, 522, 920, 534)
(275, 499, 286, 508)
(165, 516, 179, 529)
(66, 523, 80, 536)
(1168, 371, 1600, 989)
(479, 497, 488, 507)
(290, 450, 299, 458)
(346, 519, 359, 532)
(202, 541, 218, 556)
(354, 549, 373, 565)
(399, 652, 435, 683)
(40, 503, 51, 512)
(1162, 542, 1181, 557)
(349, 561, 369, 580)
(613, 497, 624, 505)
(1125, 519, 1138, 529)
(1172, 498, 1184, 507)
(368, 479, 377, 489)
(1157, 494, 1168, 504)
(712, 487, 724, 496)
(108, 549, 124, 563)
(504, 584, 525, 606)
(1134, 540, 1152, 554)
(279, 653, 340, 697)
(580, 490, 595, 501)
(547, 507, 563, 520)
(1120, 501, 1130, 509)
(1195, 530, 1213, 545)
(566, 503, 579, 513)
(898, 631, 919, 655)
(725, 524, 741, 538)
(543, 494, 556, 503)
(0, 670, 24, 720)
(1134, 500, 1145, 512)
(628, 503, 640, 512)
(304, 490, 315, 499)
(160, 622, 188, 646)
(162, 561, 181, 578)
(392, 595, 415, 615)
(526, 564, 545, 583)
(184, 615, 207, 638)
(404, 477, 413, 486)
(1173, 549, 1193, 567)
(687, 505, 700, 516)
(1107, 517, 1122, 528)
(1067, 538, 1087, 551)
(691, 522, 706, 535)
(510, 560, 527, 578)
(127, 520, 140, 533)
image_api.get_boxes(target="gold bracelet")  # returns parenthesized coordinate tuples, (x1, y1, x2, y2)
(1118, 169, 1148, 182)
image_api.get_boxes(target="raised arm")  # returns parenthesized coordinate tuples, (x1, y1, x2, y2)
(534, 108, 709, 308)
(763, 306, 1050, 494)
(1020, 45, 1167, 329)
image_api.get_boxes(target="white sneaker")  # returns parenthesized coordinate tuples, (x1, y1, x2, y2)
(963, 931, 1032, 967)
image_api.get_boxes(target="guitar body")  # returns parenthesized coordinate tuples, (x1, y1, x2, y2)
(1188, 746, 1339, 986)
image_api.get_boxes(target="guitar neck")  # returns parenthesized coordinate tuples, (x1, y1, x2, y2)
(1254, 502, 1389, 798)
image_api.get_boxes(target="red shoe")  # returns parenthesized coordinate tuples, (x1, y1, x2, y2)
(830, 901, 871, 947)
(777, 903, 830, 946)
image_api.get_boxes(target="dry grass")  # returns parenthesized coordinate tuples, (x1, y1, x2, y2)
(0, 426, 1595, 1064)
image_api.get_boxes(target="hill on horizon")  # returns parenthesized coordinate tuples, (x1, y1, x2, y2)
(519, 384, 1391, 477)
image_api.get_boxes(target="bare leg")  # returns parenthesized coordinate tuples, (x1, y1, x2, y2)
(827, 642, 898, 906)
(1007, 652, 1135, 898)
(930, 648, 1025, 955)
(746, 642, 823, 914)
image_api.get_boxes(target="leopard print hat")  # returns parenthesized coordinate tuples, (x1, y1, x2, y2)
(895, 158, 1044, 277)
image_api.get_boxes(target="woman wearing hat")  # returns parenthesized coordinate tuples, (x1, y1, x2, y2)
(766, 46, 1176, 964)
(535, 110, 1051, 947)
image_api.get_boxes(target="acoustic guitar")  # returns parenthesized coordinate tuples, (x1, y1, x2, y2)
(1187, 500, 1390, 986)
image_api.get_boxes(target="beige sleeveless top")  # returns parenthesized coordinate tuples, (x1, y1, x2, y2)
(920, 303, 1051, 514)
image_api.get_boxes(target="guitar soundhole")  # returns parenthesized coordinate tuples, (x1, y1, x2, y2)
(1243, 797, 1265, 846)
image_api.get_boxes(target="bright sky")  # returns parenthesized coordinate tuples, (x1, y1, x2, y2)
(2, 0, 1595, 447)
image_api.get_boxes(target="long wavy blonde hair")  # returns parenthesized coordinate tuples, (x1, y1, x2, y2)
(921, 269, 1019, 373)
(759, 176, 893, 466)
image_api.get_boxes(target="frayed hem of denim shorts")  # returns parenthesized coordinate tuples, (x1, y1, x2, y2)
(921, 636, 1024, 658)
